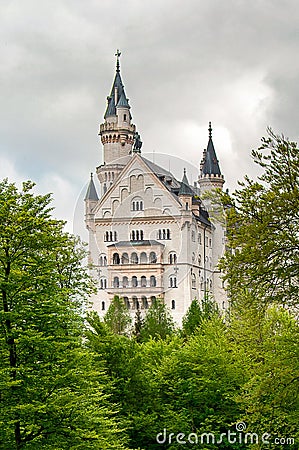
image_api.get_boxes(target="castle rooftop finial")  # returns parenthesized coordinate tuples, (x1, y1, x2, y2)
(115, 49, 121, 73)
(209, 121, 212, 139)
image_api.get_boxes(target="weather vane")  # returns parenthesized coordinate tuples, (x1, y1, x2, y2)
(115, 49, 121, 72)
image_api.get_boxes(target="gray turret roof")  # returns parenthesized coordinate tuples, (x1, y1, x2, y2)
(104, 58, 131, 118)
(201, 122, 222, 176)
(84, 173, 99, 201)
(178, 169, 193, 196)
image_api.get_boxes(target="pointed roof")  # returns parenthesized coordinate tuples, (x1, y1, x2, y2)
(179, 168, 193, 196)
(84, 173, 99, 201)
(201, 122, 222, 176)
(104, 50, 131, 118)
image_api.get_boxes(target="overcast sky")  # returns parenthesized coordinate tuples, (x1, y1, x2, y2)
(1, 0, 298, 237)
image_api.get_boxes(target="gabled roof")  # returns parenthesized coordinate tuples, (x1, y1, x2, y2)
(201, 122, 222, 176)
(84, 173, 99, 201)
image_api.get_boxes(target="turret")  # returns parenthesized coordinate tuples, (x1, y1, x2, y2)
(198, 122, 225, 194)
(84, 173, 99, 229)
(179, 168, 193, 213)
(98, 50, 136, 165)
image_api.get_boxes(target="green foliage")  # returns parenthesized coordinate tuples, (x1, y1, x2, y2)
(104, 295, 132, 335)
(220, 129, 299, 309)
(182, 296, 219, 337)
(140, 298, 175, 342)
(0, 179, 128, 449)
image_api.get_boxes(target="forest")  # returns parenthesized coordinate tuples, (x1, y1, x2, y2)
(0, 130, 298, 449)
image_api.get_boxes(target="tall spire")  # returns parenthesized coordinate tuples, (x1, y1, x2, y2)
(84, 173, 99, 201)
(115, 49, 121, 73)
(179, 168, 193, 196)
(104, 49, 131, 119)
(201, 122, 222, 176)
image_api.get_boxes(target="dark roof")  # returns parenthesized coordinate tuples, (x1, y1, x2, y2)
(84, 174, 99, 201)
(178, 169, 193, 196)
(201, 122, 222, 176)
(107, 240, 164, 248)
(104, 70, 131, 118)
(141, 157, 181, 189)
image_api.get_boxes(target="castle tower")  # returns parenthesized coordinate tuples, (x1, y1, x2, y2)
(97, 50, 137, 195)
(198, 123, 227, 309)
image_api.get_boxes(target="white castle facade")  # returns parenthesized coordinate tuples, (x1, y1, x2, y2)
(85, 53, 227, 325)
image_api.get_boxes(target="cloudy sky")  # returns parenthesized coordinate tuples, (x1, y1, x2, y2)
(1, 0, 298, 237)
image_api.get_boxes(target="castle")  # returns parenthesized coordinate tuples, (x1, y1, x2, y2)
(85, 52, 227, 324)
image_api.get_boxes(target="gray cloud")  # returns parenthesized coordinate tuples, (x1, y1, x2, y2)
(1, 0, 299, 235)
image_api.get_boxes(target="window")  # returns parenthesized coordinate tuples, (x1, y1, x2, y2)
(150, 276, 156, 287)
(112, 253, 120, 265)
(149, 251, 157, 263)
(99, 254, 107, 266)
(132, 276, 138, 287)
(198, 254, 201, 265)
(104, 231, 117, 242)
(192, 252, 195, 263)
(171, 300, 176, 310)
(101, 301, 105, 311)
(209, 238, 212, 247)
(100, 278, 107, 289)
(113, 277, 119, 288)
(200, 277, 204, 290)
(131, 252, 138, 264)
(131, 230, 144, 241)
(151, 296, 156, 305)
(142, 296, 148, 309)
(210, 279, 213, 290)
(132, 198, 143, 211)
(141, 276, 147, 287)
(124, 297, 130, 309)
(121, 252, 129, 264)
(124, 113, 127, 121)
(192, 273, 196, 289)
(122, 276, 129, 288)
(169, 276, 177, 288)
(157, 229, 171, 240)
(140, 252, 147, 263)
(132, 296, 139, 310)
(169, 252, 177, 264)
(198, 233, 202, 244)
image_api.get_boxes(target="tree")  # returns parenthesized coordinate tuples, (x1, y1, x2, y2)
(182, 296, 219, 337)
(140, 298, 175, 341)
(104, 295, 132, 335)
(221, 129, 299, 309)
(0, 179, 128, 449)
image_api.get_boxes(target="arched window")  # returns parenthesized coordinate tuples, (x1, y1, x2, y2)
(113, 253, 120, 265)
(114, 231, 117, 241)
(121, 253, 129, 264)
(200, 277, 204, 290)
(110, 231, 113, 242)
(192, 273, 196, 289)
(123, 297, 130, 309)
(198, 254, 201, 265)
(132, 276, 138, 287)
(150, 276, 156, 287)
(132, 197, 143, 212)
(124, 113, 127, 121)
(141, 276, 147, 287)
(192, 252, 195, 263)
(167, 229, 170, 239)
(149, 252, 157, 264)
(132, 296, 139, 310)
(158, 230, 162, 239)
(101, 301, 105, 311)
(163, 229, 166, 239)
(141, 296, 148, 309)
(150, 296, 156, 305)
(122, 276, 129, 288)
(169, 252, 177, 264)
(100, 278, 107, 289)
(131, 252, 138, 264)
(99, 255, 104, 266)
(104, 231, 109, 242)
(113, 276, 119, 288)
(131, 230, 135, 241)
(104, 172, 107, 182)
(140, 252, 147, 263)
(104, 256, 107, 266)
(169, 276, 177, 288)
(171, 300, 175, 310)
